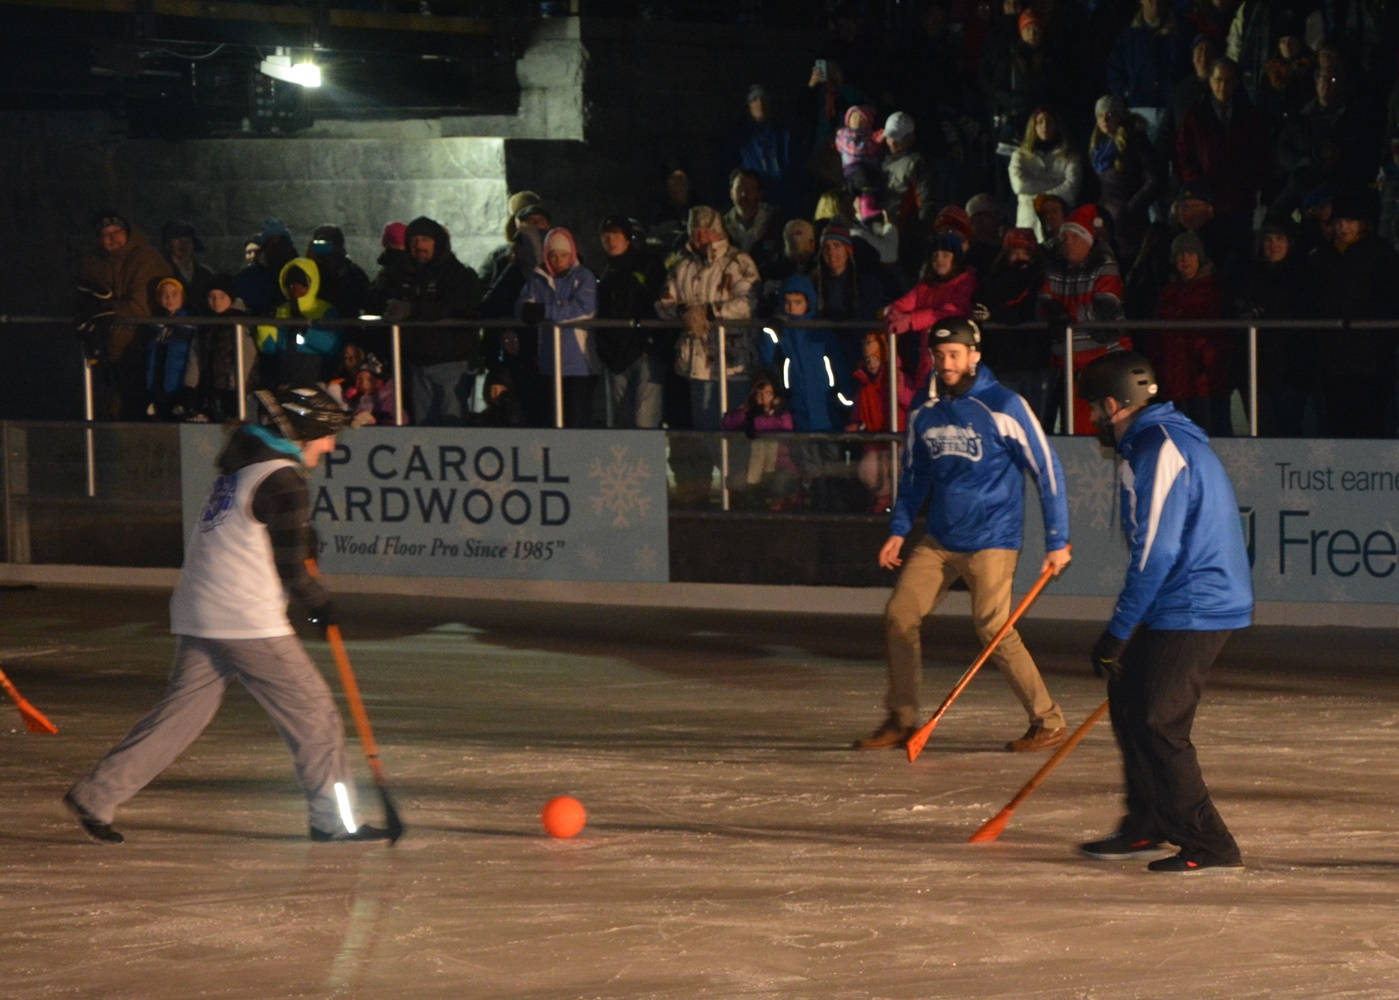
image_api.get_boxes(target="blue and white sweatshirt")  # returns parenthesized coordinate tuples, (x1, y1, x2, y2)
(890, 364, 1069, 555)
(1107, 402, 1253, 638)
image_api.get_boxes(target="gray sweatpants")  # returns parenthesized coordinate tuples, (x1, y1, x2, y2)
(68, 634, 353, 834)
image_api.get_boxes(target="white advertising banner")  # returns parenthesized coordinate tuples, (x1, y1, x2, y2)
(1016, 437, 1399, 603)
(180, 426, 669, 583)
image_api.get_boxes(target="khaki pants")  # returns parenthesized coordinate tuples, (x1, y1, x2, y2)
(883, 537, 1064, 732)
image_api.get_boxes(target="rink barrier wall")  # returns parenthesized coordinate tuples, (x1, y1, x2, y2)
(2, 562, 1398, 629)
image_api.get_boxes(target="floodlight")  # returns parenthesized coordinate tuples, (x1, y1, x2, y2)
(259, 48, 321, 88)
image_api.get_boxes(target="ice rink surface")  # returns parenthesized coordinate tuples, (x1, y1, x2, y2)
(2, 583, 1398, 999)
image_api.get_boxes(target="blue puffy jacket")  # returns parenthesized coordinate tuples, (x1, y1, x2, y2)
(1107, 402, 1253, 638)
(758, 274, 855, 431)
(890, 363, 1069, 554)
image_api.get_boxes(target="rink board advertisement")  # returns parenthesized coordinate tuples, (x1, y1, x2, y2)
(1016, 438, 1399, 604)
(180, 426, 669, 582)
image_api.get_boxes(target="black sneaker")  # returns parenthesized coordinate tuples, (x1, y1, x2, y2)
(309, 824, 392, 843)
(1079, 832, 1166, 859)
(1147, 850, 1244, 874)
(63, 793, 124, 845)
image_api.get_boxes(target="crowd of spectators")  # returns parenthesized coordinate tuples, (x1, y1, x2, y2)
(72, 0, 1399, 510)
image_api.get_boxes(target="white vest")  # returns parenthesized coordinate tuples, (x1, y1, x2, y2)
(170, 458, 300, 639)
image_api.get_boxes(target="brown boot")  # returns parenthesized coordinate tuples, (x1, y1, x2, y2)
(1005, 724, 1066, 752)
(853, 713, 915, 750)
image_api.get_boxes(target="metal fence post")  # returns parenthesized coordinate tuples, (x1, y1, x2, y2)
(887, 325, 899, 504)
(717, 323, 730, 511)
(234, 322, 249, 421)
(82, 356, 96, 498)
(1063, 325, 1075, 436)
(1247, 325, 1259, 437)
(390, 324, 404, 427)
(552, 325, 565, 429)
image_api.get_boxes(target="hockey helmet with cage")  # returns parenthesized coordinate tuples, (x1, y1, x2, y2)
(1078, 350, 1159, 409)
(262, 386, 349, 441)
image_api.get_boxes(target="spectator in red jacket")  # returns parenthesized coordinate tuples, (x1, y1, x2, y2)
(884, 231, 977, 392)
(1147, 231, 1233, 436)
(847, 331, 913, 512)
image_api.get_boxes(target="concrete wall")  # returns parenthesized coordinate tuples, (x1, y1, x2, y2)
(0, 15, 821, 315)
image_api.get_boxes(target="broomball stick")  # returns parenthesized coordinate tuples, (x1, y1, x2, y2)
(968, 698, 1111, 844)
(905, 558, 1061, 763)
(306, 559, 405, 844)
(0, 664, 59, 734)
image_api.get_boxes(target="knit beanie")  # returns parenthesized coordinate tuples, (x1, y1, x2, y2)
(1169, 231, 1206, 262)
(932, 205, 973, 241)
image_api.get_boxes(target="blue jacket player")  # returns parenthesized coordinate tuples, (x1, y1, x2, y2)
(854, 317, 1073, 753)
(1077, 351, 1252, 873)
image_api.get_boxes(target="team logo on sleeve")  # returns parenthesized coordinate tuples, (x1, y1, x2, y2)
(924, 424, 983, 461)
(198, 474, 237, 531)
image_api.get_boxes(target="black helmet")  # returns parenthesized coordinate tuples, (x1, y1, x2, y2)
(260, 386, 349, 440)
(931, 316, 981, 348)
(1078, 350, 1159, 409)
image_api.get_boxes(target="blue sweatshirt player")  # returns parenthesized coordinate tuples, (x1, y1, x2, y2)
(1077, 350, 1251, 874)
(854, 317, 1073, 753)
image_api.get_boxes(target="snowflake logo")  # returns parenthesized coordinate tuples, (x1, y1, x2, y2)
(588, 445, 653, 528)
(635, 544, 659, 574)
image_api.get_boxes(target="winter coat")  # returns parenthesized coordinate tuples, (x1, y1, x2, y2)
(815, 246, 884, 323)
(1175, 98, 1268, 217)
(1305, 233, 1399, 378)
(891, 363, 1069, 555)
(1106, 13, 1187, 109)
(145, 308, 196, 398)
(656, 235, 760, 381)
(397, 216, 484, 367)
(77, 228, 172, 362)
(1009, 145, 1082, 235)
(1039, 241, 1126, 353)
(255, 258, 340, 358)
(886, 268, 977, 390)
(1148, 268, 1232, 400)
(1091, 123, 1161, 259)
(595, 244, 667, 373)
(516, 228, 599, 377)
(756, 274, 854, 432)
(979, 256, 1051, 371)
(851, 357, 912, 433)
(980, 40, 1067, 141)
(1278, 98, 1382, 196)
(881, 149, 933, 226)
(344, 377, 400, 426)
(1106, 402, 1253, 638)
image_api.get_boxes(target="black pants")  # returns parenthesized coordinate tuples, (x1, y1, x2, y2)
(1108, 628, 1241, 862)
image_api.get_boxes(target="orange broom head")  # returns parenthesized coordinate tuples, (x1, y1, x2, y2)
(968, 811, 1010, 844)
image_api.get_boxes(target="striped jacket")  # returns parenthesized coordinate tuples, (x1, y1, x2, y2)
(1038, 243, 1125, 355)
(1107, 403, 1253, 638)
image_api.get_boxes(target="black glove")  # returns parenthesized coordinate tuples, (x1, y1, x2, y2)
(306, 600, 336, 639)
(1091, 630, 1128, 680)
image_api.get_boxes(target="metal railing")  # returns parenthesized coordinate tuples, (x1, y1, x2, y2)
(0, 312, 1374, 505)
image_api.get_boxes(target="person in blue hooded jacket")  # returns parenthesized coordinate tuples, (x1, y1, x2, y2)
(854, 316, 1072, 753)
(1077, 350, 1251, 874)
(758, 274, 855, 508)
